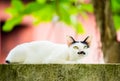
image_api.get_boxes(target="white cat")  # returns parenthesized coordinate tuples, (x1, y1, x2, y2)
(5, 36, 91, 64)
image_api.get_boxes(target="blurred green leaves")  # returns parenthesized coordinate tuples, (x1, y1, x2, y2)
(113, 15, 120, 30)
(3, 0, 93, 34)
(3, 16, 22, 32)
(33, 5, 54, 24)
(4, 0, 24, 32)
(36, 0, 46, 4)
(11, 0, 24, 13)
(111, 0, 120, 30)
(6, 0, 24, 16)
(23, 2, 44, 14)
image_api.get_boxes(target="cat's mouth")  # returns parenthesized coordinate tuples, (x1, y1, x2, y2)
(77, 51, 86, 55)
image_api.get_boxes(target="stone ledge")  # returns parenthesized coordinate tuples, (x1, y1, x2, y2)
(0, 64, 120, 81)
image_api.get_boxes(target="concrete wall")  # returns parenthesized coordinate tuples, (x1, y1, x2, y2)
(0, 64, 120, 81)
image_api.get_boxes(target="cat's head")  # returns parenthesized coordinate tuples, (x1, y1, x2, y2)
(66, 36, 92, 61)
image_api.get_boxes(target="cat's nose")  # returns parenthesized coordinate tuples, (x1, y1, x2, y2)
(77, 51, 85, 55)
(5, 60, 10, 64)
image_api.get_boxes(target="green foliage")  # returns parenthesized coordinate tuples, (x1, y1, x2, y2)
(23, 2, 44, 14)
(113, 15, 120, 30)
(3, 0, 93, 34)
(75, 23, 85, 34)
(6, 0, 24, 16)
(111, 0, 120, 13)
(33, 5, 54, 24)
(36, 0, 46, 4)
(111, 0, 120, 30)
(11, 0, 24, 13)
(79, 4, 93, 13)
(3, 16, 22, 32)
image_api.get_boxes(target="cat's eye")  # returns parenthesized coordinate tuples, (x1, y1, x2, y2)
(73, 46, 79, 49)
(83, 46, 88, 49)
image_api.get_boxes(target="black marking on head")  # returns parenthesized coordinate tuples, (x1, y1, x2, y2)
(81, 41, 89, 48)
(71, 41, 89, 48)
(71, 41, 79, 44)
(6, 60, 10, 64)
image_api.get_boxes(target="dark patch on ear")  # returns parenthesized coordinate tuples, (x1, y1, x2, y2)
(67, 36, 76, 46)
(83, 36, 89, 42)
(81, 36, 90, 48)
(70, 36, 75, 43)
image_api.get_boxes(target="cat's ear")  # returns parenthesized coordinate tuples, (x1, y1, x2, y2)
(83, 36, 92, 46)
(66, 36, 75, 46)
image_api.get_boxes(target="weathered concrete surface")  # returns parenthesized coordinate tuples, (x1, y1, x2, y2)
(0, 64, 120, 81)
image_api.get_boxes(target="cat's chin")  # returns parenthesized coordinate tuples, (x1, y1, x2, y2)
(78, 55, 86, 59)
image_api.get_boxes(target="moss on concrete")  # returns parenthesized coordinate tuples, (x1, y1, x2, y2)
(0, 64, 120, 81)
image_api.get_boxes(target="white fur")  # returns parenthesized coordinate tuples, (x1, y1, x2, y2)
(6, 41, 89, 64)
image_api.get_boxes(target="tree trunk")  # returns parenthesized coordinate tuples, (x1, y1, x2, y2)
(92, 0, 120, 63)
